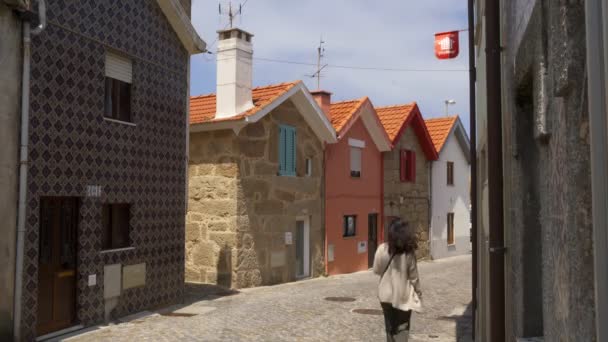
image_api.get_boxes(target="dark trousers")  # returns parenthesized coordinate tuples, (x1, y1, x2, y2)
(381, 302, 412, 342)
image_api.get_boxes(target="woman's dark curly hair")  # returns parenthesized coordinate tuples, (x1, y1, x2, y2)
(388, 218, 418, 255)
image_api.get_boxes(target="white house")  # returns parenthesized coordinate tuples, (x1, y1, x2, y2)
(426, 116, 471, 259)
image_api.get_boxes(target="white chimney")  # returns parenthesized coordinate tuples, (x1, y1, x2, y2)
(215, 28, 254, 119)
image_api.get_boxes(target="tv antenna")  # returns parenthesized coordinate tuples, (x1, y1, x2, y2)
(219, 1, 244, 28)
(308, 37, 327, 90)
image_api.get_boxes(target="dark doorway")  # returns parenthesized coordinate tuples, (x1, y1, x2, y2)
(368, 214, 378, 268)
(37, 197, 79, 336)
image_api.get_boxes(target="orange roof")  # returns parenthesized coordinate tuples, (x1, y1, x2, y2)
(375, 103, 416, 142)
(425, 116, 458, 152)
(190, 81, 299, 124)
(328, 97, 367, 132)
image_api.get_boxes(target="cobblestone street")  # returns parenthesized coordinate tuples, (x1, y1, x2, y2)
(59, 255, 472, 342)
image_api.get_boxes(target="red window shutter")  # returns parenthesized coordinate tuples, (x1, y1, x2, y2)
(410, 151, 416, 182)
(399, 150, 406, 182)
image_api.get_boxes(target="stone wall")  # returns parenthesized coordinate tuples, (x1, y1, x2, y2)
(187, 99, 325, 288)
(383, 126, 431, 258)
(500, 1, 595, 340)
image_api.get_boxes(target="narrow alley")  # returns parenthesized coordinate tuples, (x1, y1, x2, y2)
(59, 255, 472, 342)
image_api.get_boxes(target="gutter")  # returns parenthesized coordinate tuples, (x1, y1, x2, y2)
(585, 0, 608, 340)
(485, 0, 506, 340)
(14, 1, 46, 340)
(467, 0, 478, 339)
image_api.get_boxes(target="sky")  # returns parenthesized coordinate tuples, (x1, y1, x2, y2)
(190, 0, 471, 131)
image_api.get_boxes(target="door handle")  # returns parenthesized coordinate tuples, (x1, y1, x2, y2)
(489, 246, 507, 254)
(56, 270, 75, 278)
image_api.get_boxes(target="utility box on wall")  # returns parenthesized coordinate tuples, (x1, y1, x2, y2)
(122, 263, 146, 289)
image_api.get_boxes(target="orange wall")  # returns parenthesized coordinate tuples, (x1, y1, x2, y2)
(325, 118, 383, 275)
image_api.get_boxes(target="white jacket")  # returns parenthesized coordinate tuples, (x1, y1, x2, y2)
(373, 243, 422, 312)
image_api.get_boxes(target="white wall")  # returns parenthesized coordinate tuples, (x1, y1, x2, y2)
(430, 129, 471, 259)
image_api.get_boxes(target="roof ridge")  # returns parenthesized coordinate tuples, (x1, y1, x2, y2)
(425, 115, 459, 121)
(191, 81, 301, 99)
(376, 101, 417, 110)
(330, 96, 367, 105)
(251, 80, 300, 90)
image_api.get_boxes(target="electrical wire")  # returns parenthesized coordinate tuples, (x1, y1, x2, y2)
(252, 57, 469, 72)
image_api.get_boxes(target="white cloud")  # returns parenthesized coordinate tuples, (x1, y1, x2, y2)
(190, 0, 471, 130)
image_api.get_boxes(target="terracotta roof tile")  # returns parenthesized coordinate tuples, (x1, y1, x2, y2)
(190, 81, 299, 124)
(424, 116, 458, 152)
(328, 97, 367, 132)
(375, 103, 416, 142)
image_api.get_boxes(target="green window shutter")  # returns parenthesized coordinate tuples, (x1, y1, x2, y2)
(279, 126, 287, 174)
(279, 125, 296, 176)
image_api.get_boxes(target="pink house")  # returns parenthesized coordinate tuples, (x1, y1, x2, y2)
(311, 91, 392, 275)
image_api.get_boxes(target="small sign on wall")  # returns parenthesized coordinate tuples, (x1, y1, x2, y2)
(86, 185, 102, 197)
(358, 241, 367, 254)
(285, 232, 293, 245)
(88, 274, 97, 287)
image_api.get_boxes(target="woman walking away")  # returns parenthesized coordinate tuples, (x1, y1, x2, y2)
(373, 219, 422, 342)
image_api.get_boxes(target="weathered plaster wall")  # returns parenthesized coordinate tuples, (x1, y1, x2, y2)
(325, 118, 383, 275)
(501, 1, 595, 340)
(383, 126, 431, 258)
(0, 4, 21, 339)
(430, 131, 471, 260)
(187, 99, 325, 288)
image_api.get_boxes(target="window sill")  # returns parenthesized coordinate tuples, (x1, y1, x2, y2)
(342, 235, 357, 239)
(104, 117, 136, 126)
(100, 246, 135, 254)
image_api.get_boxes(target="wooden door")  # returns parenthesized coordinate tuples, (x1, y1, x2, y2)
(37, 197, 78, 336)
(368, 214, 378, 268)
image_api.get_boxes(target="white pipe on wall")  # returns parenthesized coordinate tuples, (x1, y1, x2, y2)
(13, 1, 45, 339)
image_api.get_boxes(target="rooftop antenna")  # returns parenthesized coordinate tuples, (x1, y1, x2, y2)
(309, 37, 327, 90)
(219, 1, 243, 28)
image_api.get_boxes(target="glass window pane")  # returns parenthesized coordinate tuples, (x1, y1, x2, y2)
(119, 81, 131, 122)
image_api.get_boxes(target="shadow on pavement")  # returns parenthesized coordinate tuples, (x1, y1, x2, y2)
(184, 282, 240, 304)
(437, 302, 473, 342)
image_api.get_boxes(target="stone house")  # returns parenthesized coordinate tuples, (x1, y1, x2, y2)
(186, 28, 336, 288)
(319, 94, 391, 276)
(376, 103, 438, 258)
(0, 0, 205, 340)
(473, 0, 608, 341)
(425, 116, 471, 260)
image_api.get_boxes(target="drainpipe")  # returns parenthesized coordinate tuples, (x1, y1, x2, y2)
(380, 154, 384, 243)
(323, 143, 328, 276)
(14, 1, 45, 340)
(428, 161, 432, 259)
(485, 0, 505, 340)
(585, 0, 608, 340)
(467, 0, 478, 339)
